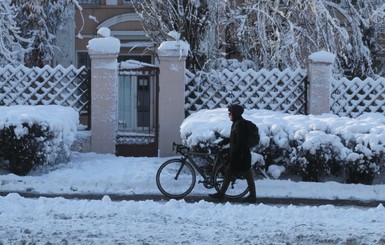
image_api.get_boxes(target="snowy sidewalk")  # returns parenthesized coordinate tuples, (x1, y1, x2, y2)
(1, 152, 385, 207)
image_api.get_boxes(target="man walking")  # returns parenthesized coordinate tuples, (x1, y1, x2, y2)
(209, 104, 257, 203)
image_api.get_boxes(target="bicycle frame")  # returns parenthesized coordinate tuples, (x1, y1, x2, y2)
(184, 152, 220, 178)
(173, 144, 225, 186)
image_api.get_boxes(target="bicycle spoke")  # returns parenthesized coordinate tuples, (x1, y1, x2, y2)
(213, 164, 248, 199)
(156, 159, 196, 199)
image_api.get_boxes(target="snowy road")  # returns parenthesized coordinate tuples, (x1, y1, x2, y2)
(1, 193, 385, 245)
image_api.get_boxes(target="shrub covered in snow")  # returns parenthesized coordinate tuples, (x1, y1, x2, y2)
(180, 109, 385, 184)
(0, 105, 78, 175)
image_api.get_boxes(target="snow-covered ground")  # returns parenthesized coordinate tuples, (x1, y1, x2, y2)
(1, 106, 385, 243)
(1, 152, 385, 244)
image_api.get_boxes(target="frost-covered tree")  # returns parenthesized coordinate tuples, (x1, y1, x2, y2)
(134, 0, 385, 78)
(225, 0, 385, 78)
(132, 0, 227, 71)
(0, 0, 30, 66)
(10, 0, 79, 67)
(365, 1, 385, 76)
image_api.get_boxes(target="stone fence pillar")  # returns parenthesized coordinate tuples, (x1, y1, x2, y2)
(307, 51, 336, 115)
(87, 29, 120, 154)
(157, 39, 190, 156)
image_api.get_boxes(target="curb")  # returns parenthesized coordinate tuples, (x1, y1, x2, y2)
(0, 191, 383, 207)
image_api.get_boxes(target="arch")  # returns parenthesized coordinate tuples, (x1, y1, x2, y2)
(97, 13, 141, 29)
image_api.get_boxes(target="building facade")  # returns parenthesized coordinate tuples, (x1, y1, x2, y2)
(74, 1, 161, 156)
(75, 0, 155, 67)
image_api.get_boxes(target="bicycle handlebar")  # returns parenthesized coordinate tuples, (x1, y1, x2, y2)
(172, 142, 189, 154)
(172, 142, 225, 155)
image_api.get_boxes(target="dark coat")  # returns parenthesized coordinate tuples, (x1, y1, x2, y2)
(229, 117, 251, 172)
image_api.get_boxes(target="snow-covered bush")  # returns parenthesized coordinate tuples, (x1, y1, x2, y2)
(0, 105, 78, 175)
(0, 122, 54, 175)
(289, 132, 347, 182)
(344, 139, 383, 184)
(255, 123, 293, 174)
(180, 109, 385, 184)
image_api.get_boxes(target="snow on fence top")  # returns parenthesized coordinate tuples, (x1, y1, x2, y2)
(0, 65, 89, 113)
(185, 63, 385, 118)
(184, 67, 307, 115)
(331, 76, 385, 117)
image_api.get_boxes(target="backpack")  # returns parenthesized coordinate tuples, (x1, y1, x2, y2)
(245, 120, 259, 148)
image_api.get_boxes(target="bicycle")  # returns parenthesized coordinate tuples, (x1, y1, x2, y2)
(156, 143, 268, 199)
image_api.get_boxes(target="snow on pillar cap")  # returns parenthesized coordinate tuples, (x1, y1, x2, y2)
(158, 30, 189, 57)
(87, 27, 120, 55)
(309, 51, 335, 64)
(158, 40, 190, 57)
(167, 31, 181, 41)
(97, 27, 111, 38)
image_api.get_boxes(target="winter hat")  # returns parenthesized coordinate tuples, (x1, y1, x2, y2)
(228, 104, 244, 120)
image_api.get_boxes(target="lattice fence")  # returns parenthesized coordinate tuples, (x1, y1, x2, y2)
(331, 77, 385, 118)
(185, 68, 307, 115)
(0, 65, 90, 114)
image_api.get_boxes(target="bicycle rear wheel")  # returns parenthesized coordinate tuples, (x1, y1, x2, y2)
(156, 159, 196, 199)
(213, 163, 249, 199)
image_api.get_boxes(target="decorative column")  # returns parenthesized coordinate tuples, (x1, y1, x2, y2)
(307, 51, 335, 115)
(157, 34, 190, 156)
(87, 28, 120, 154)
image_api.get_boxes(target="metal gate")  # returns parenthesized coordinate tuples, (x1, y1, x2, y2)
(116, 61, 159, 157)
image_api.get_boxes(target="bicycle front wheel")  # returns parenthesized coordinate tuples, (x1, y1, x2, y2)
(214, 164, 249, 199)
(156, 159, 196, 199)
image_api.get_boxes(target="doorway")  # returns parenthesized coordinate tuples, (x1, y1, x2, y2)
(116, 59, 159, 156)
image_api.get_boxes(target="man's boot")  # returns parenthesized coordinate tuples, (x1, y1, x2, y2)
(209, 191, 225, 200)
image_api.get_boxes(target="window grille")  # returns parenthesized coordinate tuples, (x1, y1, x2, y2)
(125, 0, 139, 5)
(78, 0, 100, 4)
